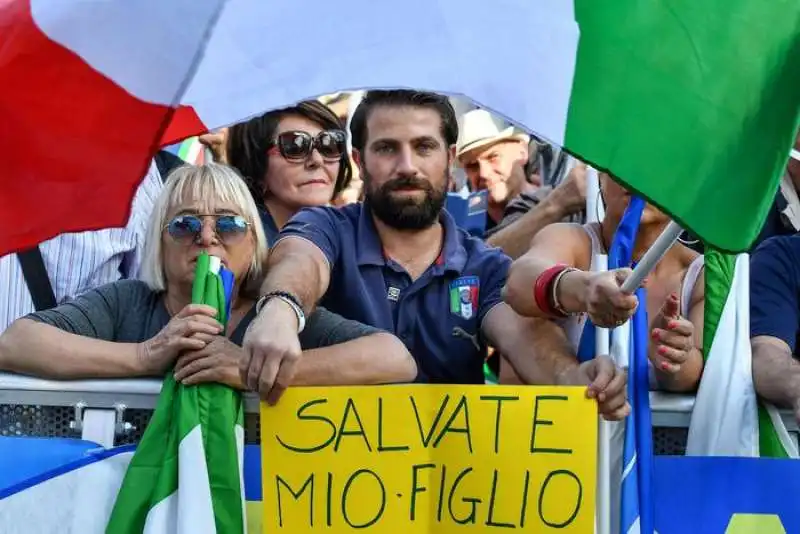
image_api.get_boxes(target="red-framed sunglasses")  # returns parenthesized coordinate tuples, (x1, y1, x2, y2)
(267, 130, 346, 161)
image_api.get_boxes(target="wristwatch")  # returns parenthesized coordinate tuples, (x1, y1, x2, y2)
(256, 291, 306, 333)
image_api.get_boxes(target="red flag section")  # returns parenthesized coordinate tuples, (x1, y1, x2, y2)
(159, 105, 208, 147)
(0, 1, 175, 256)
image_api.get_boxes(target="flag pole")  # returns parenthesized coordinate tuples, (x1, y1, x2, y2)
(587, 166, 611, 534)
(595, 255, 612, 534)
(621, 220, 683, 293)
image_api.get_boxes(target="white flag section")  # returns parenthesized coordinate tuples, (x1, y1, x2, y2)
(31, 0, 580, 147)
(686, 255, 758, 456)
(0, 449, 132, 534)
(184, 0, 579, 143)
(685, 254, 798, 459)
(141, 427, 217, 534)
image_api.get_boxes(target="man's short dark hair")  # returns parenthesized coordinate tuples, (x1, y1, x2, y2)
(349, 90, 459, 153)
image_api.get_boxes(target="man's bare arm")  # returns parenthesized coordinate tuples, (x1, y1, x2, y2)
(752, 335, 800, 410)
(502, 223, 590, 317)
(261, 237, 331, 313)
(481, 303, 630, 420)
(480, 303, 579, 384)
(294, 333, 417, 385)
(486, 196, 572, 260)
(488, 163, 587, 259)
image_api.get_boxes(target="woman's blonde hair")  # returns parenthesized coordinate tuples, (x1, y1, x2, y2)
(140, 163, 268, 297)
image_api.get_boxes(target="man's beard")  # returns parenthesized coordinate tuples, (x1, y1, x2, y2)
(364, 171, 448, 230)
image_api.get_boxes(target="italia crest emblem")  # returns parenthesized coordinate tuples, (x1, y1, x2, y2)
(449, 276, 479, 320)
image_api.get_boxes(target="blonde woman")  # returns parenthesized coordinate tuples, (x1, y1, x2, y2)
(0, 164, 415, 389)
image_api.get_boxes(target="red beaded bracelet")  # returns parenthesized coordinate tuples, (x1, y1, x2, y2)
(534, 264, 569, 318)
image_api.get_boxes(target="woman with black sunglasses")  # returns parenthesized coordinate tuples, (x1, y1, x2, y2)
(0, 164, 415, 389)
(227, 101, 353, 244)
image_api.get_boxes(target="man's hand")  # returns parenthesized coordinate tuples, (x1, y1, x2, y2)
(548, 162, 587, 216)
(558, 355, 630, 421)
(585, 269, 639, 328)
(198, 128, 229, 163)
(241, 298, 303, 405)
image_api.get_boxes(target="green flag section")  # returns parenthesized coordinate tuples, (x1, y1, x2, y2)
(566, 0, 800, 252)
(686, 250, 798, 458)
(107, 252, 246, 533)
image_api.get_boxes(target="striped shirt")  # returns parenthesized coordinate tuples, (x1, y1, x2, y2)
(0, 162, 163, 332)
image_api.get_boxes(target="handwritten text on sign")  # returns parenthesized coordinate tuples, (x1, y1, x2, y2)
(261, 385, 597, 533)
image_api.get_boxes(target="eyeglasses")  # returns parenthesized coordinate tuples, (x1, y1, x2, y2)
(164, 214, 250, 243)
(268, 130, 346, 161)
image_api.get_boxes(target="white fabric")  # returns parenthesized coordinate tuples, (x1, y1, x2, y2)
(0, 451, 133, 533)
(143, 426, 216, 534)
(778, 171, 800, 231)
(0, 162, 162, 332)
(680, 256, 704, 317)
(764, 404, 799, 458)
(31, 0, 225, 105)
(181, 0, 579, 145)
(32, 0, 580, 144)
(686, 254, 759, 456)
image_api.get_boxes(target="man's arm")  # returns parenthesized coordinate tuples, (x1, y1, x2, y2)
(480, 304, 629, 420)
(243, 207, 344, 402)
(480, 303, 578, 383)
(294, 333, 416, 386)
(502, 223, 590, 317)
(260, 236, 331, 314)
(752, 336, 800, 414)
(749, 236, 800, 415)
(487, 163, 587, 259)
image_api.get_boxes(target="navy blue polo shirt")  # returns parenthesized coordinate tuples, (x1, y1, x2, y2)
(278, 202, 511, 384)
(258, 207, 281, 246)
(750, 234, 800, 355)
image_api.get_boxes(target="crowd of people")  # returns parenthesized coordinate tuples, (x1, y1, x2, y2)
(0, 89, 798, 427)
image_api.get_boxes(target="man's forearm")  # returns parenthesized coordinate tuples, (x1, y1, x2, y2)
(487, 197, 566, 259)
(752, 337, 800, 408)
(485, 306, 579, 384)
(293, 333, 417, 385)
(260, 238, 329, 314)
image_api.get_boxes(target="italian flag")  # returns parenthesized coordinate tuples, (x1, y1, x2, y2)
(106, 253, 246, 533)
(686, 250, 799, 459)
(1, 0, 798, 255)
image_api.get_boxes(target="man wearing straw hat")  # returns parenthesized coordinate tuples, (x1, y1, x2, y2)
(456, 108, 587, 259)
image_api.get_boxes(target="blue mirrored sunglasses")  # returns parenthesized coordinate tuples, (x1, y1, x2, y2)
(165, 214, 249, 243)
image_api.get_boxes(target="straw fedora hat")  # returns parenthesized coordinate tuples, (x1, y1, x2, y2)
(456, 109, 530, 159)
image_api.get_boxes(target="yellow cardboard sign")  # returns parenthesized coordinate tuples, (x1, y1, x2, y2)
(261, 385, 596, 533)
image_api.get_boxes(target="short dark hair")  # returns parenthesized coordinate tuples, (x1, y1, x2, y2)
(226, 100, 353, 205)
(349, 90, 459, 153)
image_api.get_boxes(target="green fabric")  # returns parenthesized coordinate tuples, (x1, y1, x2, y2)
(702, 249, 735, 359)
(568, 0, 800, 252)
(702, 248, 791, 458)
(759, 404, 790, 459)
(107, 251, 245, 533)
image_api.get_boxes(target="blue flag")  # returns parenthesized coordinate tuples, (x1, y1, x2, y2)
(576, 196, 654, 534)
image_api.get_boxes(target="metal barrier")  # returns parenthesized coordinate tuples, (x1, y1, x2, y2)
(0, 373, 797, 453)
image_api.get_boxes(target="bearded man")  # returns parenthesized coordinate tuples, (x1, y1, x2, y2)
(240, 90, 628, 422)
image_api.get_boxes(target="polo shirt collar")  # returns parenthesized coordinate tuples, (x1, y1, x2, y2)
(356, 202, 469, 275)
